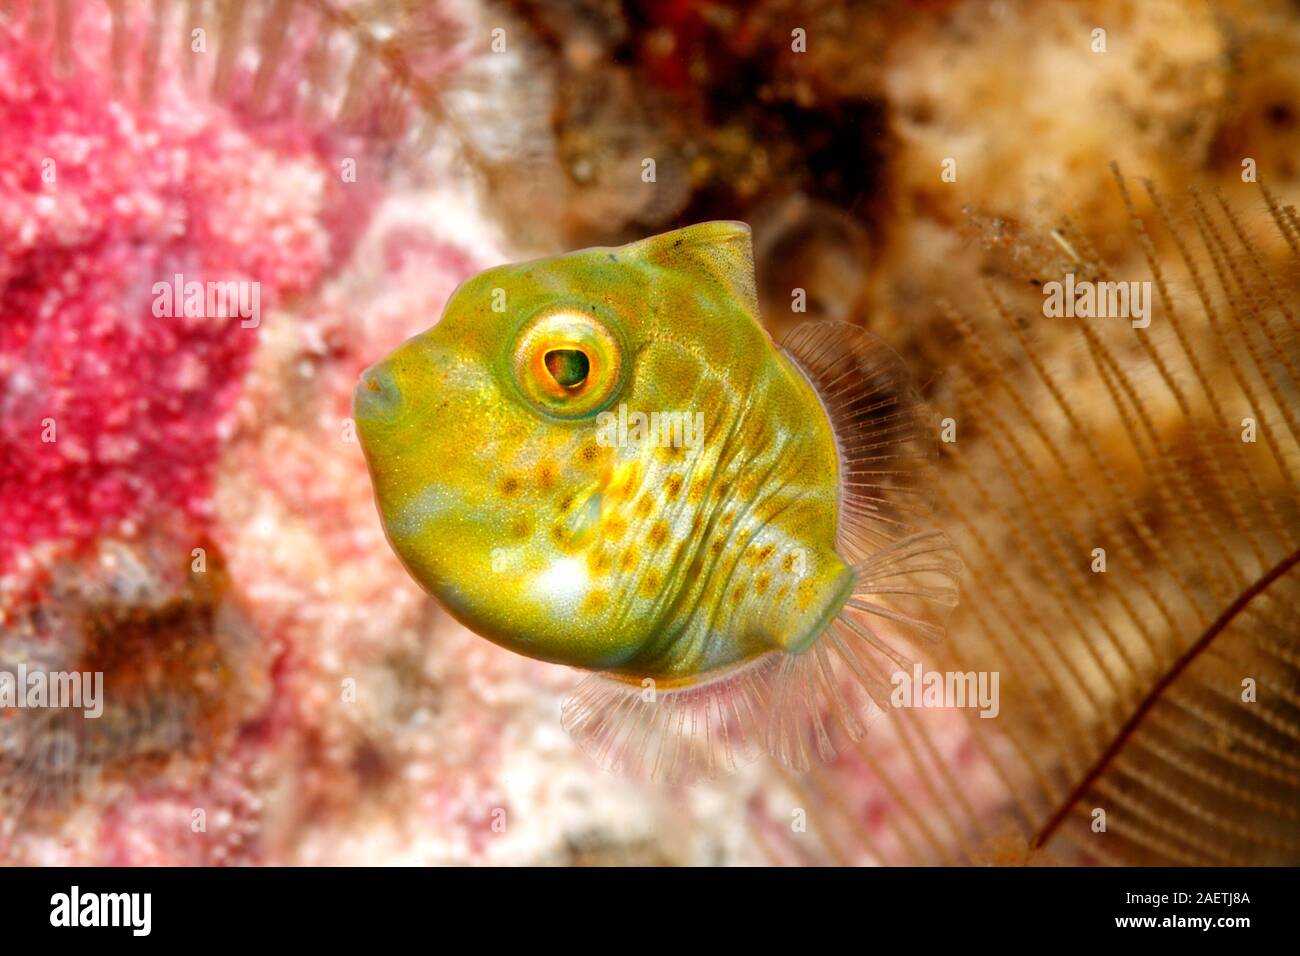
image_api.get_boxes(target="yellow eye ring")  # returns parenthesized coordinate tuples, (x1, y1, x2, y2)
(511, 308, 625, 419)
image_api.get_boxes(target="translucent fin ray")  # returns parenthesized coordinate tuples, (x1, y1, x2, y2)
(560, 655, 779, 785)
(764, 531, 963, 771)
(781, 320, 940, 562)
(563, 321, 960, 782)
(562, 531, 962, 780)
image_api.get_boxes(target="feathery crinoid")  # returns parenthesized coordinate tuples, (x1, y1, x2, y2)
(1, 0, 550, 183)
(765, 170, 1299, 866)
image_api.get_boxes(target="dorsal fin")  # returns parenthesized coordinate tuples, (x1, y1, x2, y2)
(631, 221, 759, 317)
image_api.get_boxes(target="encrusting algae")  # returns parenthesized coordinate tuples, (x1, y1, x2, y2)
(355, 221, 960, 783)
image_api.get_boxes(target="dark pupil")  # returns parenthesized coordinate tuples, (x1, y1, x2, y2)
(544, 349, 589, 388)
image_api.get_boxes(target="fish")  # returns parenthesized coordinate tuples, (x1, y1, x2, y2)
(353, 221, 961, 783)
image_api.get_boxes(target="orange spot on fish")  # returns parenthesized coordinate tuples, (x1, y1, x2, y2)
(589, 548, 613, 575)
(641, 569, 663, 597)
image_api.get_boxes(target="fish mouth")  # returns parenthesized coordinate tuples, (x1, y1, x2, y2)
(353, 360, 402, 425)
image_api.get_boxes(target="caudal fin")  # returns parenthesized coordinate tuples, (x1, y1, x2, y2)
(770, 320, 961, 768)
(766, 530, 962, 771)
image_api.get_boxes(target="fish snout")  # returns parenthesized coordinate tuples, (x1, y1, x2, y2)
(354, 361, 403, 424)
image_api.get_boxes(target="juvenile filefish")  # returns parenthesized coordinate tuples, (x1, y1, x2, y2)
(354, 222, 961, 783)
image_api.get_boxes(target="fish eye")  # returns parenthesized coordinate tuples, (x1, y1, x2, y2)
(511, 308, 625, 419)
(544, 349, 590, 389)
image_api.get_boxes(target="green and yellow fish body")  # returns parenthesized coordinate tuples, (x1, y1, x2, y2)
(355, 222, 959, 782)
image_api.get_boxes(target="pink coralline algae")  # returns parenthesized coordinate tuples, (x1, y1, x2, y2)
(0, 21, 357, 585)
(0, 8, 394, 864)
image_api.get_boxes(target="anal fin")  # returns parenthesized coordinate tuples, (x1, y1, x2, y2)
(560, 655, 779, 785)
(561, 529, 960, 781)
